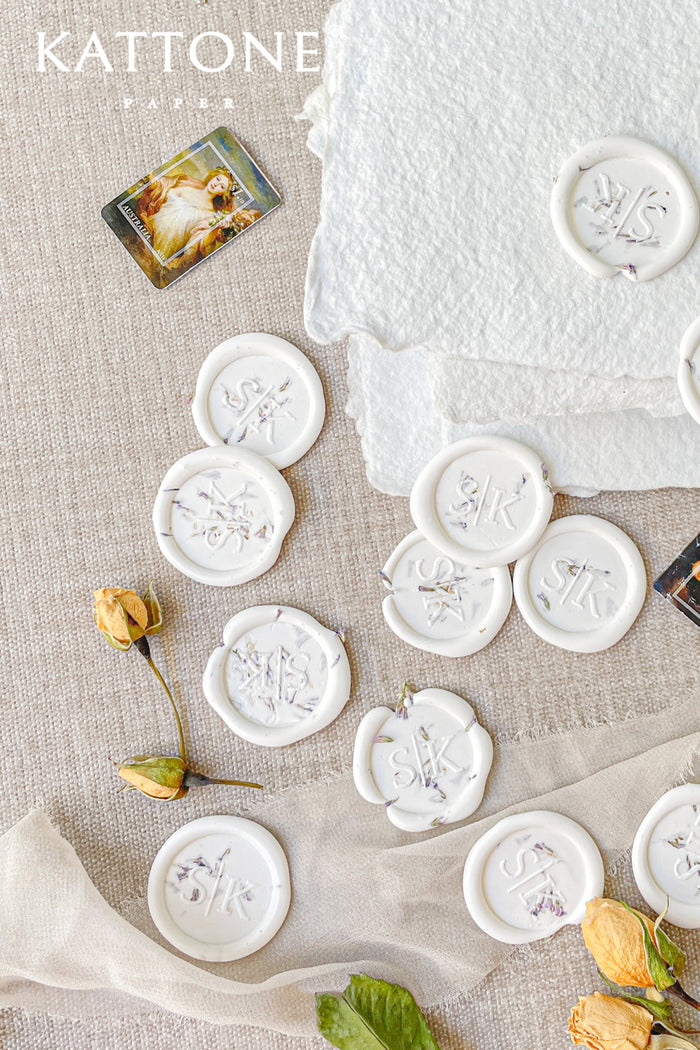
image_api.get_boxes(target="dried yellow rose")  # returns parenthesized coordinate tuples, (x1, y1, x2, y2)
(569, 992, 653, 1050)
(93, 583, 163, 651)
(115, 754, 263, 801)
(93, 583, 263, 802)
(93, 587, 149, 648)
(582, 898, 656, 988)
(117, 755, 187, 800)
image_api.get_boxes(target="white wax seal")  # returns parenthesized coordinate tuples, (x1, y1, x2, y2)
(551, 136, 698, 282)
(353, 687, 493, 832)
(147, 815, 291, 962)
(410, 437, 553, 568)
(203, 605, 351, 747)
(463, 810, 604, 944)
(632, 784, 700, 929)
(512, 514, 646, 653)
(153, 447, 295, 587)
(380, 530, 512, 656)
(677, 316, 700, 426)
(192, 333, 326, 469)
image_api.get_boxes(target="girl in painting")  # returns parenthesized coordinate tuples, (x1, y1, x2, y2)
(136, 167, 261, 269)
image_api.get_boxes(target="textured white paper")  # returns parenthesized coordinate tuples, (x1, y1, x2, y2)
(302, 0, 700, 492)
(304, 0, 700, 396)
(348, 334, 700, 495)
(430, 356, 682, 424)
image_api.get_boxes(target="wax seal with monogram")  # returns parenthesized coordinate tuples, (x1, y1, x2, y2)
(191, 333, 326, 468)
(147, 815, 291, 961)
(463, 811, 605, 944)
(203, 605, 351, 747)
(352, 686, 493, 832)
(551, 135, 699, 282)
(632, 783, 700, 929)
(677, 315, 700, 427)
(379, 530, 512, 656)
(512, 514, 646, 653)
(152, 446, 295, 587)
(410, 437, 554, 568)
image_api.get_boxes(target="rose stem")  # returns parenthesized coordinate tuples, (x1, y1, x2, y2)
(668, 982, 700, 1012)
(185, 771, 264, 790)
(133, 636, 186, 764)
(206, 777, 264, 789)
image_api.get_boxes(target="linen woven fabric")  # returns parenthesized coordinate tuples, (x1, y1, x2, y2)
(2, 719, 700, 1039)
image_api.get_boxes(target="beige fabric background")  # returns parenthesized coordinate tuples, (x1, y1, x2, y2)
(3, 1, 700, 1047)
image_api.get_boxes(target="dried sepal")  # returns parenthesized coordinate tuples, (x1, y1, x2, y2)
(115, 755, 187, 801)
(96, 622, 132, 651)
(142, 581, 163, 635)
(653, 908, 686, 978)
(597, 972, 673, 1022)
(620, 902, 675, 992)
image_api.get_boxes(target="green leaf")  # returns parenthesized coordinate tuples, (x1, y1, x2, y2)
(620, 902, 675, 992)
(316, 975, 441, 1050)
(655, 926, 686, 978)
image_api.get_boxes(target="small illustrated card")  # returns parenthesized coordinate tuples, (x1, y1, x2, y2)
(655, 531, 700, 627)
(102, 126, 281, 289)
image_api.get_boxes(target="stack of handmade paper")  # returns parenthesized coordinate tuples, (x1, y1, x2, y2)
(302, 0, 700, 495)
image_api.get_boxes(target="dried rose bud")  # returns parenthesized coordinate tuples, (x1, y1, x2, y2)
(93, 588, 149, 650)
(582, 898, 656, 988)
(114, 755, 263, 802)
(116, 755, 187, 800)
(93, 584, 164, 651)
(568, 992, 653, 1050)
(97, 585, 263, 803)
